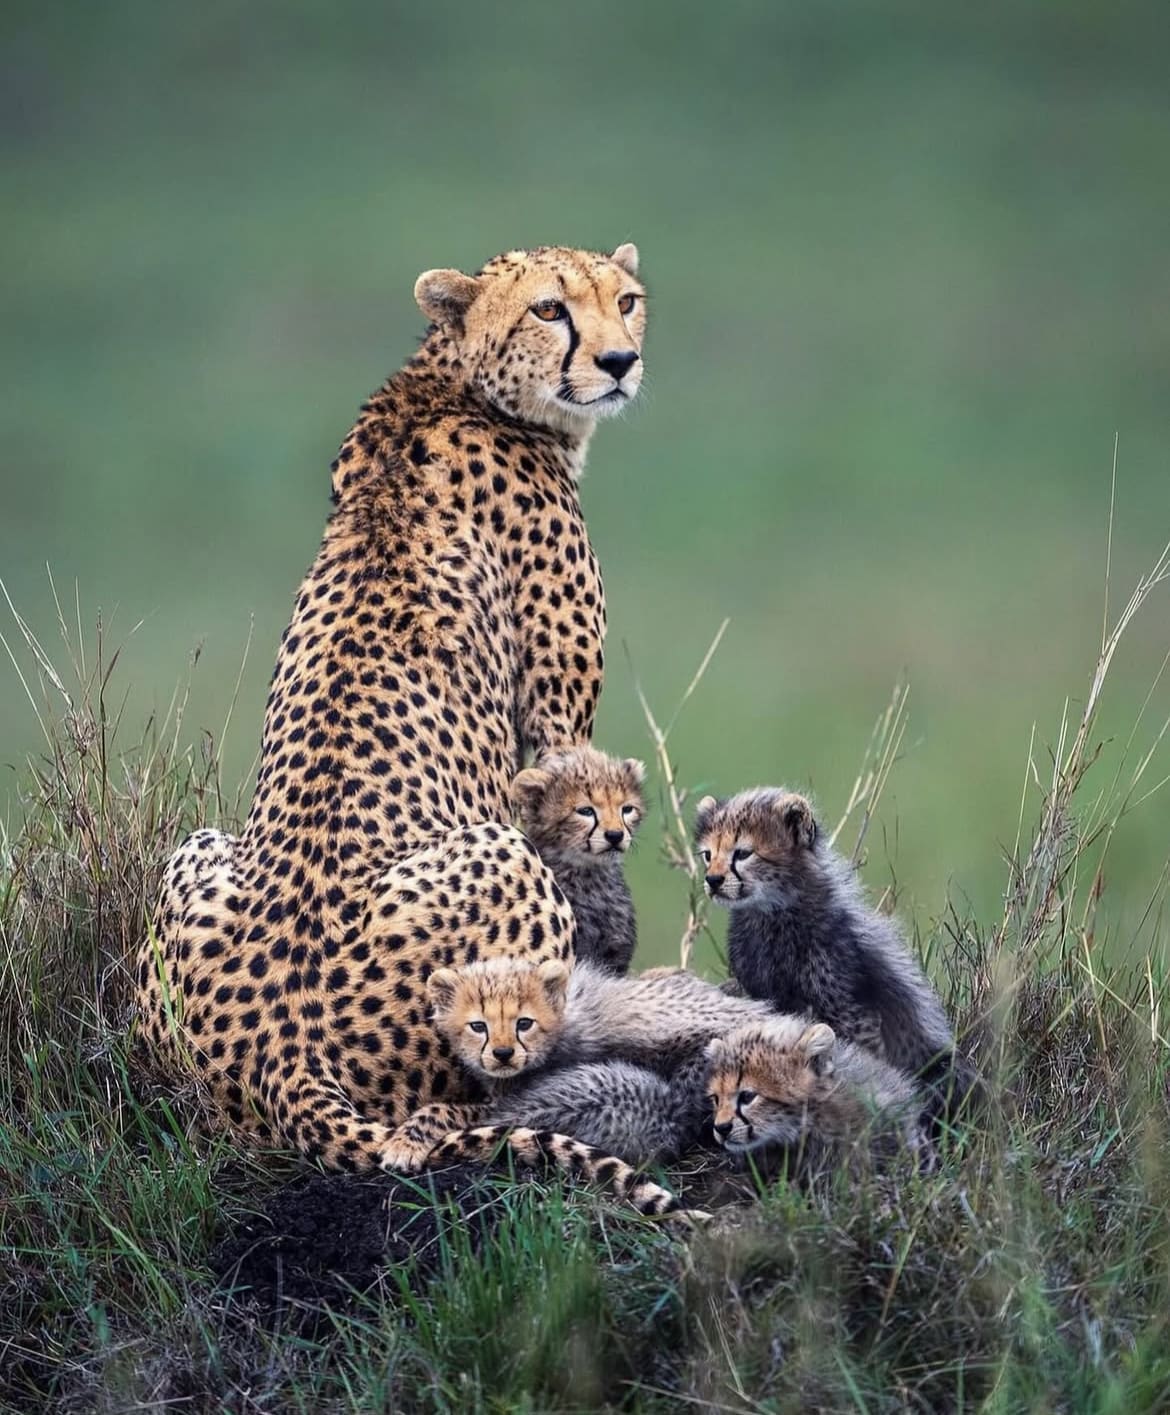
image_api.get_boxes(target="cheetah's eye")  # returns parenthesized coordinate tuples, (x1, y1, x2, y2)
(617, 293, 637, 316)
(738, 1090, 757, 1107)
(621, 804, 637, 818)
(732, 847, 753, 864)
(468, 1020, 488, 1035)
(515, 1017, 535, 1033)
(575, 806, 596, 818)
(532, 300, 566, 322)
(700, 848, 711, 864)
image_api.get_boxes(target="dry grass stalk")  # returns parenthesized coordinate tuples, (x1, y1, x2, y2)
(828, 675, 911, 867)
(627, 619, 729, 969)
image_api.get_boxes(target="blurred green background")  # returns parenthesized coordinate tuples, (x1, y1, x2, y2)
(2, 1, 1168, 967)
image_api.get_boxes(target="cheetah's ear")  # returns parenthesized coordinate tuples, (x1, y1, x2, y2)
(798, 1022, 836, 1076)
(414, 268, 482, 330)
(426, 967, 461, 1016)
(611, 243, 640, 277)
(536, 958, 570, 1009)
(622, 757, 647, 787)
(779, 795, 817, 851)
(511, 767, 552, 818)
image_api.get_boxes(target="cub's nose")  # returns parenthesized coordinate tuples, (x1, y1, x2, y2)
(713, 1120, 734, 1140)
(492, 1046, 515, 1063)
(604, 828, 625, 848)
(594, 350, 639, 381)
(705, 873, 725, 894)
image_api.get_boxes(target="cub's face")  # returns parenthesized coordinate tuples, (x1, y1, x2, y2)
(706, 1021, 837, 1152)
(694, 787, 820, 908)
(415, 244, 646, 434)
(427, 958, 569, 1081)
(511, 747, 646, 863)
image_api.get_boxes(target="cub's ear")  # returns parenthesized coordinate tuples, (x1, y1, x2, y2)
(779, 794, 817, 850)
(798, 1022, 836, 1076)
(694, 794, 719, 837)
(536, 958, 570, 1008)
(622, 757, 647, 787)
(511, 767, 552, 818)
(414, 268, 482, 330)
(704, 1035, 728, 1064)
(426, 967, 460, 1015)
(611, 242, 639, 277)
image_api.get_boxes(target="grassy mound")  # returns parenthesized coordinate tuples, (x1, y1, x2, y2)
(2, 549, 1168, 1412)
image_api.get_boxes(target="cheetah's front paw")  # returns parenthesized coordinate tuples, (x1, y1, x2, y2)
(377, 1136, 435, 1175)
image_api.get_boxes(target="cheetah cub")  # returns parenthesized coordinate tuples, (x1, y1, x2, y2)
(428, 955, 778, 1079)
(696, 788, 974, 1114)
(426, 957, 775, 1162)
(427, 956, 571, 1083)
(511, 747, 645, 974)
(494, 1055, 710, 1166)
(705, 1017, 924, 1167)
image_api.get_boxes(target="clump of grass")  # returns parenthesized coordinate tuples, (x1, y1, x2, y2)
(0, 585, 265, 1410)
(2, 523, 1169, 1412)
(0, 580, 255, 1077)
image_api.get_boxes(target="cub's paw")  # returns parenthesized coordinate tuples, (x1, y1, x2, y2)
(667, 1207, 715, 1228)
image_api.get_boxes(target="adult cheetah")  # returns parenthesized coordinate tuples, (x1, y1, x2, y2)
(135, 244, 674, 1208)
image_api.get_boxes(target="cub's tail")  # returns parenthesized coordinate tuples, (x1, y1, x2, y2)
(425, 1124, 686, 1217)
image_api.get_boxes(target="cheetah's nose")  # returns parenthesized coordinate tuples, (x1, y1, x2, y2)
(713, 1120, 734, 1141)
(604, 829, 624, 848)
(492, 1046, 515, 1063)
(594, 350, 638, 382)
(705, 873, 725, 894)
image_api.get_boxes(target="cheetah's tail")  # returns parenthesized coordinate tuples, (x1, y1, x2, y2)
(426, 1124, 683, 1216)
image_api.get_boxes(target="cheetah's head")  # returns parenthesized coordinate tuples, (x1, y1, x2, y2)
(705, 1020, 838, 1153)
(414, 244, 646, 437)
(511, 747, 645, 864)
(427, 956, 569, 1081)
(694, 787, 821, 909)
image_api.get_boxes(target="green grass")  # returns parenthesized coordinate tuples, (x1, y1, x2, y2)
(2, 541, 1169, 1412)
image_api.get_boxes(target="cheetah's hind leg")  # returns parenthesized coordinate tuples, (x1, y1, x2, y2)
(250, 1070, 481, 1175)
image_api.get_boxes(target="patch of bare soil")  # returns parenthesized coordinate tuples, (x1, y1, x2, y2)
(210, 1164, 533, 1322)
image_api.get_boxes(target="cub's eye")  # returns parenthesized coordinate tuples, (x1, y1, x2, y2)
(732, 847, 754, 863)
(621, 803, 637, 818)
(468, 1020, 488, 1035)
(738, 1089, 757, 1107)
(515, 1017, 535, 1033)
(617, 293, 637, 316)
(575, 806, 596, 818)
(700, 848, 711, 863)
(532, 300, 566, 322)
